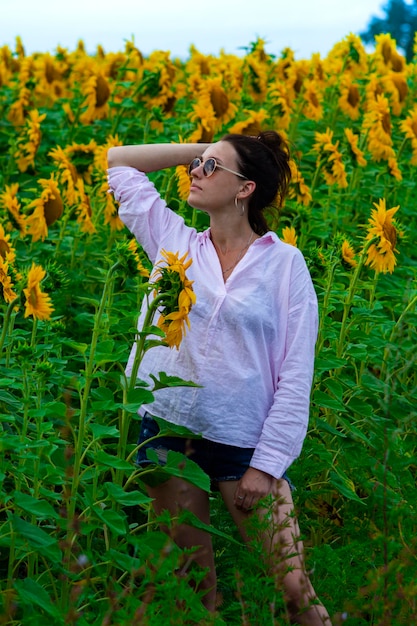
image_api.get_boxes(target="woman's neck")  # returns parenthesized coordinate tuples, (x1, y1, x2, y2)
(209, 216, 255, 254)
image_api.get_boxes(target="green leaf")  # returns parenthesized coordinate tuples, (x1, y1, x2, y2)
(329, 470, 365, 504)
(314, 418, 347, 438)
(10, 515, 62, 562)
(62, 340, 88, 354)
(153, 415, 202, 439)
(322, 378, 344, 401)
(336, 416, 373, 445)
(178, 509, 242, 544)
(314, 356, 347, 374)
(13, 492, 60, 520)
(94, 450, 133, 471)
(94, 340, 127, 364)
(0, 390, 22, 409)
(313, 390, 347, 412)
(43, 401, 68, 417)
(14, 578, 62, 619)
(123, 387, 155, 413)
(92, 505, 127, 536)
(89, 423, 120, 439)
(105, 482, 152, 506)
(0, 435, 25, 453)
(150, 371, 201, 391)
(73, 296, 99, 308)
(106, 547, 141, 571)
(147, 449, 210, 492)
(347, 396, 374, 417)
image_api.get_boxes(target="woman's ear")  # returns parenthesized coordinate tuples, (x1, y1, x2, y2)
(237, 180, 256, 199)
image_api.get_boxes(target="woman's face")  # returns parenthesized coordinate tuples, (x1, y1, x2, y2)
(187, 140, 246, 215)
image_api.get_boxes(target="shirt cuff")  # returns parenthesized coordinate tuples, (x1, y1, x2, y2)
(249, 447, 295, 480)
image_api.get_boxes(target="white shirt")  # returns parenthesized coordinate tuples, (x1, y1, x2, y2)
(108, 166, 318, 479)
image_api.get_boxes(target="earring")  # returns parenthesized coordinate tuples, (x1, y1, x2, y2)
(234, 196, 245, 216)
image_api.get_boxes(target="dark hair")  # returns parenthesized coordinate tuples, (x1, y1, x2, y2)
(221, 131, 291, 236)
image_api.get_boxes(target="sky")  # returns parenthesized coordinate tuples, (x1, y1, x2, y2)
(1, 0, 388, 60)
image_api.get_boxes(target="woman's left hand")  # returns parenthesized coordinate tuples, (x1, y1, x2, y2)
(234, 467, 274, 510)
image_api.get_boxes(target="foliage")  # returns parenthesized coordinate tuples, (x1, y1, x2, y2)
(0, 32, 416, 624)
(360, 0, 417, 60)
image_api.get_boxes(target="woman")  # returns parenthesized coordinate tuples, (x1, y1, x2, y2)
(107, 132, 331, 625)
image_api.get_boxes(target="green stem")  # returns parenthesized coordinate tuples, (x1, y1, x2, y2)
(380, 290, 417, 380)
(67, 261, 121, 519)
(315, 261, 338, 357)
(0, 297, 19, 356)
(127, 293, 166, 393)
(30, 318, 38, 348)
(336, 237, 377, 358)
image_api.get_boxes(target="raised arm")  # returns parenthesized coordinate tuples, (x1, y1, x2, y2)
(107, 143, 211, 173)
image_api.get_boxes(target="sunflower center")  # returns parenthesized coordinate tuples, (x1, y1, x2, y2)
(382, 222, 397, 249)
(0, 240, 10, 259)
(29, 286, 39, 307)
(43, 196, 64, 226)
(95, 76, 110, 107)
(382, 42, 392, 64)
(210, 86, 229, 118)
(347, 85, 360, 108)
(382, 112, 391, 135)
(309, 92, 320, 108)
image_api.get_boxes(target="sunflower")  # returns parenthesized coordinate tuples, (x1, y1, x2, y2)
(374, 33, 405, 72)
(302, 79, 323, 121)
(127, 239, 150, 278)
(79, 71, 112, 124)
(8, 57, 33, 126)
(344, 128, 367, 167)
(362, 94, 394, 162)
(188, 99, 217, 143)
(228, 109, 268, 136)
(365, 198, 400, 274)
(400, 105, 417, 164)
(313, 128, 348, 188)
(176, 165, 191, 201)
(26, 177, 64, 242)
(0, 184, 26, 235)
(338, 76, 361, 120)
(244, 54, 268, 101)
(102, 181, 124, 231)
(281, 226, 298, 247)
(288, 160, 312, 206)
(14, 109, 46, 172)
(153, 250, 196, 350)
(325, 33, 368, 77)
(0, 223, 16, 263)
(0, 256, 18, 303)
(74, 179, 96, 235)
(383, 71, 408, 116)
(187, 76, 237, 131)
(267, 81, 292, 130)
(49, 145, 78, 206)
(341, 239, 357, 268)
(64, 141, 97, 184)
(388, 157, 402, 181)
(23, 263, 54, 320)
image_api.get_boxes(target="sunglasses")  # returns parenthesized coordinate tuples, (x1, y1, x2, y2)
(188, 157, 247, 179)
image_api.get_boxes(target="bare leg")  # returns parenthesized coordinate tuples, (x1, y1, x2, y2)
(219, 479, 332, 625)
(147, 476, 217, 611)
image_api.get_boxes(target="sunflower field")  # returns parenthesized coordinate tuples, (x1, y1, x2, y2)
(0, 32, 416, 625)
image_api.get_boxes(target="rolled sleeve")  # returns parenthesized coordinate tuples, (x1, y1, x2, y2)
(107, 166, 184, 263)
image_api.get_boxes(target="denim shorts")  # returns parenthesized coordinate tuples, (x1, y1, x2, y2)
(136, 412, 294, 490)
